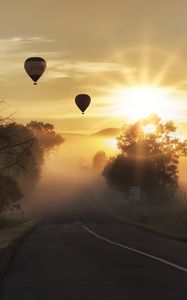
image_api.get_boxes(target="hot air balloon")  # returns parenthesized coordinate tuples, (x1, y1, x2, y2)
(75, 94, 91, 114)
(24, 57, 46, 85)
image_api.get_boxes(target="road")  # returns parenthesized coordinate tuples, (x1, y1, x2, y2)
(0, 206, 187, 300)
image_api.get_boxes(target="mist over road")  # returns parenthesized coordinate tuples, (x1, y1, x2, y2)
(0, 207, 187, 300)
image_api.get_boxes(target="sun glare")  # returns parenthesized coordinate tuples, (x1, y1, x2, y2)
(143, 124, 156, 134)
(112, 85, 177, 122)
(106, 138, 118, 151)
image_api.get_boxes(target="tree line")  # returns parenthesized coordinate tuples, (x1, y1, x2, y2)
(0, 117, 64, 214)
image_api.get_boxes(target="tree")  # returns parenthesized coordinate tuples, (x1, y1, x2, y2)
(0, 122, 43, 181)
(0, 174, 22, 213)
(0, 121, 44, 215)
(103, 114, 187, 202)
(26, 121, 64, 151)
(0, 105, 65, 214)
(92, 151, 108, 172)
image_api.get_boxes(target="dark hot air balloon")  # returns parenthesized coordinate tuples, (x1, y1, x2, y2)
(24, 57, 46, 85)
(75, 94, 91, 114)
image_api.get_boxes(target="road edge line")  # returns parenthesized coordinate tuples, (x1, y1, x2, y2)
(82, 225, 187, 274)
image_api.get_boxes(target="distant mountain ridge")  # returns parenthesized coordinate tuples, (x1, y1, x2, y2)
(60, 127, 122, 137)
(92, 128, 121, 137)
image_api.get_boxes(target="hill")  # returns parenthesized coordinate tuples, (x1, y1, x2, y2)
(60, 128, 121, 138)
(92, 128, 121, 137)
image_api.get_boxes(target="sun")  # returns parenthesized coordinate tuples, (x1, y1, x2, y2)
(112, 85, 177, 122)
(143, 124, 156, 134)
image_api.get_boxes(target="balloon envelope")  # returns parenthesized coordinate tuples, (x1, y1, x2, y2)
(75, 94, 91, 114)
(24, 57, 46, 84)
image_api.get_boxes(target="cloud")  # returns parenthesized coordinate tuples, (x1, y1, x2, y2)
(0, 35, 136, 84)
(0, 36, 55, 78)
(47, 60, 136, 79)
(0, 36, 54, 51)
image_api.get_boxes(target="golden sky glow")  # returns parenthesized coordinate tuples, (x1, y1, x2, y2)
(108, 85, 178, 121)
(1, 1, 187, 133)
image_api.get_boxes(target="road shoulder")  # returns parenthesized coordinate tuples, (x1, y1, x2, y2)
(0, 222, 37, 281)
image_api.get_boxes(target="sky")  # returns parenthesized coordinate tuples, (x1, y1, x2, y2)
(1, 0, 187, 133)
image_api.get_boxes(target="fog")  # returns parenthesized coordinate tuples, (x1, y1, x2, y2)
(22, 135, 122, 217)
(22, 134, 187, 220)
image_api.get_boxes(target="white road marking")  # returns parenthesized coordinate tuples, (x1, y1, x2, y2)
(82, 225, 187, 274)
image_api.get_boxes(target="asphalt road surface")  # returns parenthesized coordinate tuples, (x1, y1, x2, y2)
(0, 205, 187, 300)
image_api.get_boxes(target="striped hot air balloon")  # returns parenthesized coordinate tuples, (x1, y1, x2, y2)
(24, 57, 46, 85)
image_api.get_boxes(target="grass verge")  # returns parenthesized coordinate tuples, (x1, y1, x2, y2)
(101, 200, 187, 243)
(0, 222, 37, 281)
(115, 217, 187, 243)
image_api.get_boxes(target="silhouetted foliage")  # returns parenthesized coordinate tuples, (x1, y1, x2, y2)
(92, 151, 108, 172)
(26, 121, 64, 151)
(0, 123, 43, 181)
(0, 118, 64, 213)
(103, 114, 187, 202)
(0, 174, 22, 213)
